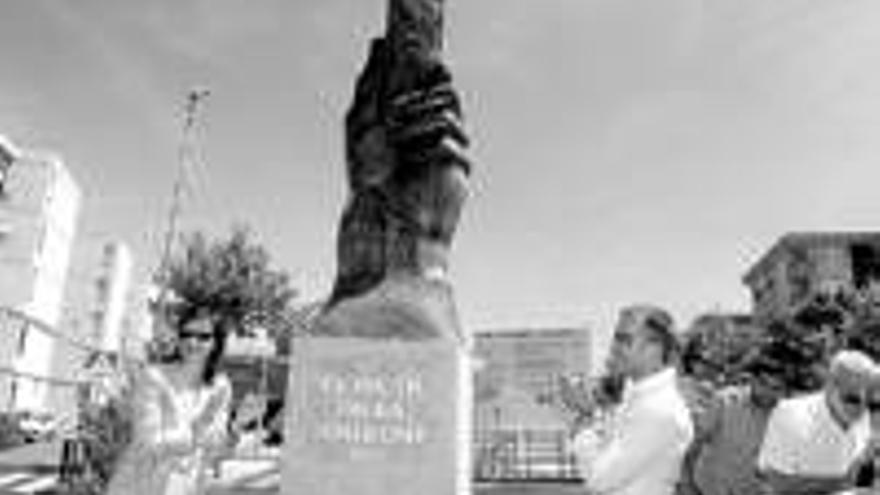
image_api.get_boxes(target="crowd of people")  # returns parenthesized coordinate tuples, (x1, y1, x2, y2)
(99, 286, 880, 495)
(568, 304, 880, 495)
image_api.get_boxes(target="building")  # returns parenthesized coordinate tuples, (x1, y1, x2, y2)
(743, 232, 880, 322)
(0, 135, 81, 411)
(46, 240, 136, 413)
(58, 240, 135, 351)
(87, 241, 133, 353)
(473, 328, 591, 431)
(474, 328, 592, 403)
(471, 327, 591, 481)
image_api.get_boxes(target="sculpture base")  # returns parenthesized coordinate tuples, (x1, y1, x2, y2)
(280, 337, 472, 495)
(317, 274, 466, 343)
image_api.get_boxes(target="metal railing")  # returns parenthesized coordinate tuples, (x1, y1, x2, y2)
(472, 428, 581, 483)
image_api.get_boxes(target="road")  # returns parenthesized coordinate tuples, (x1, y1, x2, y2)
(0, 443, 587, 495)
(207, 458, 585, 495)
(0, 441, 60, 494)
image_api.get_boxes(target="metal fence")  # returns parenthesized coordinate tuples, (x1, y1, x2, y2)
(472, 428, 581, 483)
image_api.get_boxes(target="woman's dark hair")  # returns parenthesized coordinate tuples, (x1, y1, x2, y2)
(175, 305, 227, 385)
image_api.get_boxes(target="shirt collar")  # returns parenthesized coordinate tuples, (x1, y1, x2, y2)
(820, 390, 869, 434)
(627, 367, 677, 400)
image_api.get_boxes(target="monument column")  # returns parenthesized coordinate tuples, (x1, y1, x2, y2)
(282, 0, 474, 493)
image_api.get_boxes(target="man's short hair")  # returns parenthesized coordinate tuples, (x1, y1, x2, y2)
(621, 304, 680, 364)
(828, 349, 876, 387)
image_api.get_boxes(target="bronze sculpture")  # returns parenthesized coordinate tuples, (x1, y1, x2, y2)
(316, 0, 471, 342)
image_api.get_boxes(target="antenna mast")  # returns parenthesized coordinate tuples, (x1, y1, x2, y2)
(155, 88, 210, 288)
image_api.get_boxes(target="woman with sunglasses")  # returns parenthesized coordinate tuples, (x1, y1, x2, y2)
(106, 297, 233, 495)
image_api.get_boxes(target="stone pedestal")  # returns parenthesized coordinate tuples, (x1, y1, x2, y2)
(281, 337, 472, 495)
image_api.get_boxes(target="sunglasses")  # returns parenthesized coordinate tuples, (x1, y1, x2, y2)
(179, 331, 213, 342)
(868, 400, 880, 412)
(840, 392, 866, 408)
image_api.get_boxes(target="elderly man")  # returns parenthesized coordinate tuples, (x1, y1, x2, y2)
(758, 350, 876, 495)
(847, 361, 880, 488)
(571, 305, 694, 495)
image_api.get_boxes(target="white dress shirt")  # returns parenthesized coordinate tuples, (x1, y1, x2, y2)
(758, 390, 871, 477)
(571, 368, 694, 495)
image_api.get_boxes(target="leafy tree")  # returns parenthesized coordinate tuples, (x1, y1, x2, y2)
(756, 319, 826, 394)
(680, 314, 763, 387)
(156, 226, 297, 340)
(680, 310, 829, 394)
(752, 284, 880, 394)
(838, 282, 880, 362)
(68, 393, 133, 494)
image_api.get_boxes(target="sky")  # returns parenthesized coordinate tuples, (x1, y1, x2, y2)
(4, 0, 880, 358)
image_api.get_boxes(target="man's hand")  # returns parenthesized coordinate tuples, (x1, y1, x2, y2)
(558, 375, 593, 412)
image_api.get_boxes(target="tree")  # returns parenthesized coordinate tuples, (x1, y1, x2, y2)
(157, 226, 297, 340)
(754, 285, 877, 394)
(681, 283, 880, 397)
(756, 319, 826, 394)
(680, 314, 763, 387)
(840, 282, 880, 362)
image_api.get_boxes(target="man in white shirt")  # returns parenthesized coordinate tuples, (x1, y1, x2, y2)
(571, 305, 694, 495)
(757, 350, 876, 495)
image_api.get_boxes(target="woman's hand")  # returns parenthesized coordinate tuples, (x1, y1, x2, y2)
(231, 393, 267, 434)
(192, 379, 232, 439)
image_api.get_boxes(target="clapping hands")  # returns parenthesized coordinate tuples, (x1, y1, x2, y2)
(192, 381, 231, 437)
(231, 393, 267, 433)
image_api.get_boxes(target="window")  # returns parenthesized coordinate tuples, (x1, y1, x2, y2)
(850, 243, 880, 289)
(18, 326, 27, 355)
(787, 246, 812, 305)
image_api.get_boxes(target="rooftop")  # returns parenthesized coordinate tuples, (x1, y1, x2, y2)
(743, 231, 880, 285)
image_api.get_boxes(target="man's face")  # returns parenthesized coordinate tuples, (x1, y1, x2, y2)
(178, 316, 215, 361)
(828, 370, 868, 427)
(751, 373, 786, 409)
(866, 375, 880, 430)
(607, 315, 654, 379)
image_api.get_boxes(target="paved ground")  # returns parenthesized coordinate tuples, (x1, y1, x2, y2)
(0, 441, 61, 494)
(207, 458, 280, 495)
(207, 458, 585, 495)
(475, 483, 586, 495)
(0, 443, 586, 495)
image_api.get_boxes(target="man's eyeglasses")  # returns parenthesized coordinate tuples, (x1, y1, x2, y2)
(840, 392, 867, 408)
(613, 332, 634, 346)
(868, 400, 880, 413)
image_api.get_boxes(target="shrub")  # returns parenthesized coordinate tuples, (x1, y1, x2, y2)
(64, 388, 134, 494)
